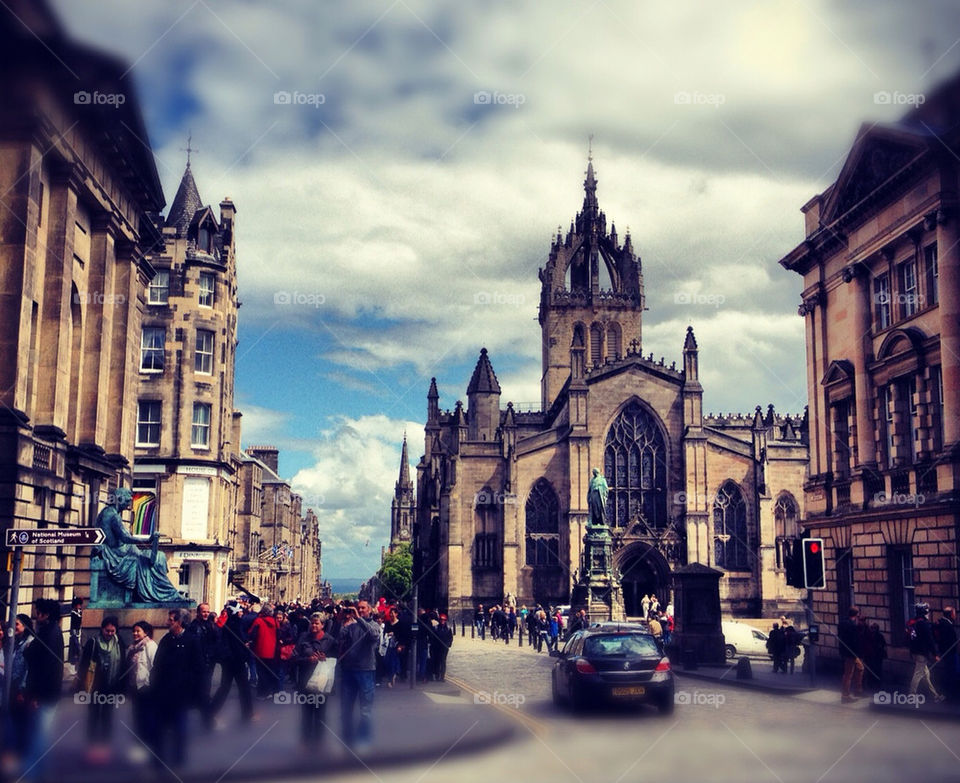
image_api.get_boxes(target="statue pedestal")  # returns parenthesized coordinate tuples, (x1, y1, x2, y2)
(571, 524, 625, 623)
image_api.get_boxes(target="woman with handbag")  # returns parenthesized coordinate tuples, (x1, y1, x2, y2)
(293, 611, 337, 751)
(76, 615, 126, 763)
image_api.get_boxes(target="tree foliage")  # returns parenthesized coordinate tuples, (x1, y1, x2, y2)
(376, 543, 413, 601)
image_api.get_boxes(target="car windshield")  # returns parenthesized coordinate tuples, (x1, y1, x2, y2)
(583, 633, 659, 657)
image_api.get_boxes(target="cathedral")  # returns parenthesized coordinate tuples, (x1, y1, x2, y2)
(411, 156, 810, 621)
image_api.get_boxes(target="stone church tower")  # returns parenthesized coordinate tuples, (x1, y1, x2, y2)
(414, 155, 810, 623)
(539, 153, 644, 410)
(390, 435, 415, 549)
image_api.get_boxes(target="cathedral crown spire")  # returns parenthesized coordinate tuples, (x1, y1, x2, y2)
(397, 433, 411, 488)
(467, 348, 501, 395)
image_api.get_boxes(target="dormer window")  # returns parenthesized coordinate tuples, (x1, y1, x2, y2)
(198, 226, 212, 254)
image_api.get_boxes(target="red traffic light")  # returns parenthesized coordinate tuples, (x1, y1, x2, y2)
(809, 542, 820, 554)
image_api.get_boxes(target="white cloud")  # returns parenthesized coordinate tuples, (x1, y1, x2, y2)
(289, 414, 420, 578)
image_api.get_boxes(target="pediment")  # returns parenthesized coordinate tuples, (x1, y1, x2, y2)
(821, 125, 927, 225)
(821, 359, 855, 387)
(877, 327, 926, 361)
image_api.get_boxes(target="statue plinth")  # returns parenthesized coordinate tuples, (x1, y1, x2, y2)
(572, 523, 624, 623)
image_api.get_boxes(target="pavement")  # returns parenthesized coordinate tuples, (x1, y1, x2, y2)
(675, 656, 960, 720)
(25, 678, 517, 783)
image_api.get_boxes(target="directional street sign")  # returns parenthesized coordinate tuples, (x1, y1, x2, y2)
(5, 528, 105, 548)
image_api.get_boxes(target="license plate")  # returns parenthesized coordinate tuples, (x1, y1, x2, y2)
(611, 686, 645, 697)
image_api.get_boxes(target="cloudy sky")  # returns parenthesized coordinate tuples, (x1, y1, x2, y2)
(53, 0, 960, 579)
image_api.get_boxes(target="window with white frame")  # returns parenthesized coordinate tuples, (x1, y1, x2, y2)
(148, 269, 170, 304)
(198, 272, 215, 307)
(140, 327, 165, 372)
(874, 274, 891, 330)
(191, 402, 212, 448)
(195, 329, 214, 374)
(899, 259, 919, 318)
(136, 401, 161, 446)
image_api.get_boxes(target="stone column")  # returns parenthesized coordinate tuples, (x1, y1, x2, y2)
(850, 265, 875, 469)
(937, 211, 960, 446)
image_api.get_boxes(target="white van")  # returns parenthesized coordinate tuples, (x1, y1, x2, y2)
(721, 621, 805, 666)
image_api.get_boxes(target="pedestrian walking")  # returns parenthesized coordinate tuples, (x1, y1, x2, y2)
(861, 623, 886, 691)
(783, 624, 802, 675)
(1, 615, 34, 771)
(126, 620, 158, 763)
(152, 608, 203, 769)
(767, 623, 786, 673)
(188, 602, 220, 728)
(907, 602, 945, 702)
(68, 597, 84, 669)
(210, 603, 253, 723)
(249, 605, 280, 698)
(474, 604, 486, 640)
(337, 601, 380, 751)
(76, 615, 126, 763)
(935, 607, 958, 700)
(641, 594, 651, 620)
(430, 614, 453, 681)
(294, 612, 337, 751)
(838, 607, 864, 703)
(22, 597, 64, 781)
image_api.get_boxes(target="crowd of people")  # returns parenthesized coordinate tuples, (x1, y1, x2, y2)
(472, 595, 675, 650)
(0, 593, 456, 779)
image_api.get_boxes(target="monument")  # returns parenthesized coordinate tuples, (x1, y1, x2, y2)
(571, 468, 625, 622)
(89, 488, 192, 611)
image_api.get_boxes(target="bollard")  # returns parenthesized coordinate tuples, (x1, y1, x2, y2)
(504, 629, 509, 645)
(736, 657, 753, 680)
(461, 619, 465, 637)
(518, 626, 523, 647)
(471, 622, 475, 639)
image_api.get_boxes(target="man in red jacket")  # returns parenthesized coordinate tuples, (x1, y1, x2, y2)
(248, 605, 279, 698)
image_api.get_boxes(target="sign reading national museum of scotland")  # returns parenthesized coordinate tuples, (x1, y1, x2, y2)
(5, 528, 105, 547)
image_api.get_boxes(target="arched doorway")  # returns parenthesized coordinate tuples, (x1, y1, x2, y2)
(615, 543, 671, 618)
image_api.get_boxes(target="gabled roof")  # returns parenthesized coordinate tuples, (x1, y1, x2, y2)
(467, 348, 501, 395)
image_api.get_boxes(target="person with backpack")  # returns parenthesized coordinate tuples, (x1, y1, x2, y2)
(838, 607, 864, 703)
(767, 623, 786, 673)
(936, 607, 958, 700)
(907, 602, 945, 702)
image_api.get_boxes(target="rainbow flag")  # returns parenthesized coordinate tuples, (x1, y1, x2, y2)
(132, 492, 158, 536)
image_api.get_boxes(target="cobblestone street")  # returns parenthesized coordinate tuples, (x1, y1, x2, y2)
(310, 634, 960, 783)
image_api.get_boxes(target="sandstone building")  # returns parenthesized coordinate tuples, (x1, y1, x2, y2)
(780, 72, 960, 678)
(0, 0, 165, 607)
(414, 158, 810, 621)
(132, 159, 242, 609)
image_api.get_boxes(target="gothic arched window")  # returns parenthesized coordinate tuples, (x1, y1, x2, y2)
(603, 402, 668, 530)
(525, 479, 560, 567)
(714, 481, 749, 570)
(473, 487, 499, 570)
(774, 492, 800, 569)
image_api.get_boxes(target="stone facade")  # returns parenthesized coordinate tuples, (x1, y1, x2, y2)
(234, 446, 323, 603)
(0, 1, 165, 608)
(132, 162, 241, 609)
(415, 158, 809, 622)
(780, 72, 960, 679)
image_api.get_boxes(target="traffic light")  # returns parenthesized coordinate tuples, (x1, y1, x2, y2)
(802, 538, 826, 589)
(784, 538, 805, 588)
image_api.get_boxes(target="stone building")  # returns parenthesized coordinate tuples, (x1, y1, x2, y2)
(235, 446, 323, 603)
(779, 72, 960, 678)
(0, 0, 165, 607)
(132, 160, 241, 609)
(414, 158, 809, 621)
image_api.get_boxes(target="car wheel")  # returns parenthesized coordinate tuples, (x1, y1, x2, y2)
(724, 644, 736, 660)
(657, 694, 675, 715)
(569, 683, 588, 713)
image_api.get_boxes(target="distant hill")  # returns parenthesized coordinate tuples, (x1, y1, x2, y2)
(326, 578, 364, 596)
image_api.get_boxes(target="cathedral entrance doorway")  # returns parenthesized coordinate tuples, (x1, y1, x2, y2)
(615, 542, 671, 618)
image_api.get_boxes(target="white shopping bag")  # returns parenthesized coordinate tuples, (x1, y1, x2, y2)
(305, 657, 337, 694)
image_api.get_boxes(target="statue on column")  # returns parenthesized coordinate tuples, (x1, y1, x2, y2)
(587, 468, 609, 527)
(92, 487, 185, 605)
